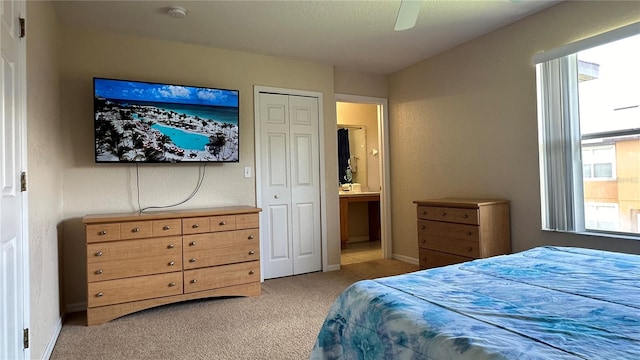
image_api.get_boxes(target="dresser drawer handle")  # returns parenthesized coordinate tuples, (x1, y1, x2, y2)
(95, 269, 103, 275)
(192, 224, 200, 229)
(248, 250, 255, 255)
(422, 211, 427, 216)
(466, 231, 472, 236)
(441, 212, 446, 216)
(249, 270, 255, 275)
(167, 244, 175, 249)
(163, 225, 171, 230)
(98, 230, 107, 236)
(463, 214, 469, 219)
(467, 247, 473, 252)
(422, 257, 427, 262)
(190, 279, 197, 284)
(248, 235, 255, 240)
(96, 292, 103, 297)
(421, 225, 426, 230)
(219, 221, 226, 226)
(168, 282, 176, 287)
(189, 258, 196, 263)
(95, 251, 103, 257)
(168, 261, 175, 266)
(189, 241, 196, 246)
(132, 227, 140, 233)
(420, 239, 426, 244)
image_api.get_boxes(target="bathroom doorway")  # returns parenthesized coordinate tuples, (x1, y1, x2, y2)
(335, 94, 390, 265)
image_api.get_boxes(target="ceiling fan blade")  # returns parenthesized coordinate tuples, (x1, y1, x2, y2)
(394, 0, 421, 31)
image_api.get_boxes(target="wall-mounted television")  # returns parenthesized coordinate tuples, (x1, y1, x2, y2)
(93, 77, 239, 163)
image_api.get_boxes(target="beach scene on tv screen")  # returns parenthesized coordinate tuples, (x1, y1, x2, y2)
(94, 78, 239, 162)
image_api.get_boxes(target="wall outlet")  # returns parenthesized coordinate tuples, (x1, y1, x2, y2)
(244, 166, 252, 178)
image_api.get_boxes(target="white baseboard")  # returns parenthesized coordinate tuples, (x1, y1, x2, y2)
(42, 316, 62, 360)
(392, 253, 419, 265)
(325, 263, 340, 271)
(65, 302, 86, 313)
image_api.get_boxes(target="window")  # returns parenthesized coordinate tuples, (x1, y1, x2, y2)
(535, 23, 640, 237)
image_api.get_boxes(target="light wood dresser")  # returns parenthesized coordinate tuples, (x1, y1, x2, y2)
(83, 206, 261, 325)
(413, 198, 510, 269)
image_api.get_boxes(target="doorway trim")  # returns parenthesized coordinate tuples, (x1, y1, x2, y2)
(253, 85, 328, 278)
(335, 94, 391, 259)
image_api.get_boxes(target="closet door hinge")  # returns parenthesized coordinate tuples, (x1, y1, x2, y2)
(23, 328, 29, 349)
(19, 17, 25, 38)
(20, 172, 27, 192)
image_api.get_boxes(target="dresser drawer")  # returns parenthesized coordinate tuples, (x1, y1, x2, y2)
(87, 272, 183, 308)
(419, 235, 480, 258)
(210, 215, 236, 232)
(87, 254, 182, 282)
(235, 213, 259, 229)
(86, 223, 121, 243)
(184, 229, 259, 249)
(152, 219, 182, 237)
(120, 221, 153, 240)
(418, 220, 479, 242)
(184, 261, 260, 294)
(419, 249, 472, 269)
(184, 244, 259, 269)
(87, 236, 181, 263)
(417, 206, 479, 225)
(183, 217, 210, 234)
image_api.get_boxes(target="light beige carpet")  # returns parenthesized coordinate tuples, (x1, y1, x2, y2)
(51, 259, 418, 360)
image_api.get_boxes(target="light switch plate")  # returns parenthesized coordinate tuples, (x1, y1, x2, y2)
(244, 166, 252, 178)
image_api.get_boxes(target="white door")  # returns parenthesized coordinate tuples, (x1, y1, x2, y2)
(258, 92, 321, 279)
(1, 0, 27, 359)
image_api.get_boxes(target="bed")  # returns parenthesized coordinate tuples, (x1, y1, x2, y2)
(311, 246, 640, 359)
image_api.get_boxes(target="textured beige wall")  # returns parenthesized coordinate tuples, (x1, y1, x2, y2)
(26, 1, 64, 358)
(388, 1, 640, 260)
(334, 68, 388, 98)
(58, 26, 340, 308)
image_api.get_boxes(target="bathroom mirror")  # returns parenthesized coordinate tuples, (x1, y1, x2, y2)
(337, 125, 367, 187)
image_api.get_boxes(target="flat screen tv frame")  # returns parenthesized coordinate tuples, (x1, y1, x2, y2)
(93, 77, 240, 163)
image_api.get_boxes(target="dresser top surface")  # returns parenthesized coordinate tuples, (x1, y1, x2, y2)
(413, 198, 509, 208)
(83, 206, 261, 224)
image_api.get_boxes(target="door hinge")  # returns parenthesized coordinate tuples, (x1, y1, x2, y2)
(19, 17, 25, 38)
(20, 172, 27, 192)
(23, 328, 29, 349)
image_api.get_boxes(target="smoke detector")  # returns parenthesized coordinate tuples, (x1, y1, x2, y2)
(167, 6, 187, 18)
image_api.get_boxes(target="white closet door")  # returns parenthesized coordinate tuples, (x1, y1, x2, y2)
(289, 96, 321, 275)
(1, 1, 27, 358)
(258, 92, 321, 279)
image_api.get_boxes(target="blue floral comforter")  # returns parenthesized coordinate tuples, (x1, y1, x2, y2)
(311, 246, 640, 359)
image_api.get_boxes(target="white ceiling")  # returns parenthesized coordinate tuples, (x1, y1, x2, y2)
(52, 0, 561, 75)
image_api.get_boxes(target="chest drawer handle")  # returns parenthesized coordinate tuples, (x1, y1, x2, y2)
(189, 258, 196, 263)
(219, 221, 226, 226)
(422, 211, 427, 216)
(467, 247, 473, 252)
(421, 225, 426, 230)
(96, 292, 103, 297)
(163, 225, 171, 230)
(132, 227, 140, 233)
(189, 241, 196, 246)
(95, 269, 103, 275)
(441, 212, 446, 216)
(463, 214, 469, 219)
(248, 235, 255, 240)
(192, 224, 200, 229)
(248, 250, 255, 255)
(95, 251, 103, 257)
(99, 230, 107, 236)
(168, 261, 175, 266)
(466, 231, 472, 236)
(249, 270, 255, 275)
(167, 244, 175, 249)
(190, 279, 197, 284)
(420, 239, 426, 244)
(168, 282, 176, 287)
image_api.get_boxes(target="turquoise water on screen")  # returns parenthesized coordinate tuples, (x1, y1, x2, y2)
(151, 123, 209, 150)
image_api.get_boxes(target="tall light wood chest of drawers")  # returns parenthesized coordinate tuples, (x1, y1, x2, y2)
(413, 199, 510, 269)
(83, 206, 261, 325)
